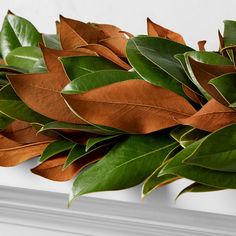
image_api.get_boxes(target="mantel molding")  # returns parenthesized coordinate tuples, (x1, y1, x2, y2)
(0, 185, 235, 236)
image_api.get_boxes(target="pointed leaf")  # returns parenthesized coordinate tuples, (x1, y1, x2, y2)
(126, 39, 186, 97)
(39, 121, 122, 135)
(159, 139, 236, 189)
(42, 34, 62, 50)
(130, 36, 198, 92)
(0, 13, 41, 59)
(147, 18, 186, 44)
(176, 182, 224, 199)
(179, 99, 236, 132)
(209, 72, 236, 104)
(184, 124, 236, 172)
(0, 112, 13, 130)
(63, 79, 196, 134)
(62, 70, 140, 94)
(40, 140, 75, 162)
(60, 56, 122, 80)
(86, 134, 122, 151)
(69, 132, 177, 202)
(186, 55, 234, 104)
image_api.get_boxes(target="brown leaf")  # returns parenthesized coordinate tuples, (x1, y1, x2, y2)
(0, 134, 21, 149)
(198, 40, 206, 51)
(93, 23, 126, 38)
(0, 141, 50, 167)
(7, 72, 86, 124)
(39, 44, 96, 72)
(59, 15, 107, 50)
(179, 99, 236, 132)
(81, 44, 131, 70)
(182, 85, 204, 105)
(31, 151, 103, 182)
(147, 17, 186, 45)
(1, 120, 53, 144)
(62, 79, 196, 134)
(99, 37, 128, 57)
(188, 57, 236, 106)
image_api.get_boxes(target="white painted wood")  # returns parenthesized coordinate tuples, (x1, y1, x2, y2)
(0, 185, 235, 236)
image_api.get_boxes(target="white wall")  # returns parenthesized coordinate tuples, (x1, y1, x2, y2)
(1, 0, 236, 216)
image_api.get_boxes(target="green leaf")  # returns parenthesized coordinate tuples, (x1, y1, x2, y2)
(39, 121, 123, 136)
(5, 46, 44, 73)
(0, 111, 14, 129)
(62, 70, 140, 94)
(179, 128, 209, 148)
(63, 144, 86, 169)
(69, 132, 177, 203)
(40, 140, 75, 162)
(0, 84, 52, 124)
(184, 124, 236, 172)
(224, 20, 236, 46)
(209, 72, 236, 104)
(130, 36, 198, 92)
(126, 39, 185, 97)
(86, 134, 123, 151)
(185, 51, 232, 99)
(170, 126, 193, 142)
(142, 143, 180, 197)
(176, 182, 224, 199)
(60, 56, 122, 80)
(64, 142, 112, 169)
(0, 13, 41, 59)
(230, 101, 236, 108)
(42, 34, 62, 50)
(159, 137, 236, 189)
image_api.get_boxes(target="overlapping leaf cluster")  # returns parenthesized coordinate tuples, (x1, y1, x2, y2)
(0, 12, 236, 204)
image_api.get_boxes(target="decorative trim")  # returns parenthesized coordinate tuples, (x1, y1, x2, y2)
(0, 185, 235, 235)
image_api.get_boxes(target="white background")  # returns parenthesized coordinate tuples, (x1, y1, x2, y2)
(1, 0, 236, 216)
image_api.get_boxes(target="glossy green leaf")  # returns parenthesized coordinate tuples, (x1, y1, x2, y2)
(224, 20, 236, 46)
(126, 39, 185, 97)
(39, 121, 123, 135)
(86, 134, 123, 151)
(69, 132, 177, 203)
(130, 36, 198, 92)
(209, 72, 236, 104)
(0, 13, 41, 59)
(60, 56, 122, 80)
(230, 101, 236, 108)
(159, 138, 236, 189)
(62, 70, 140, 94)
(185, 51, 232, 99)
(176, 182, 224, 199)
(0, 84, 51, 124)
(170, 126, 193, 142)
(179, 128, 209, 148)
(0, 111, 14, 129)
(42, 34, 62, 50)
(184, 124, 236, 172)
(64, 142, 112, 169)
(142, 143, 179, 197)
(40, 140, 75, 162)
(5, 46, 43, 73)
